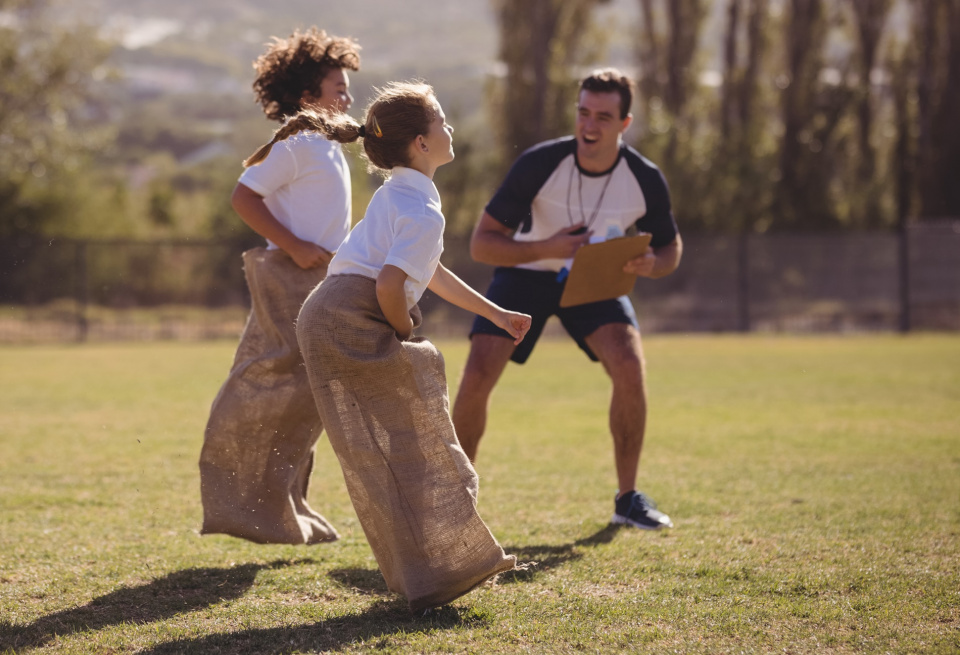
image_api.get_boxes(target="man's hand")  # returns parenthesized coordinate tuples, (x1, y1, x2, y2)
(542, 223, 592, 260)
(623, 236, 683, 279)
(286, 240, 333, 270)
(623, 251, 657, 278)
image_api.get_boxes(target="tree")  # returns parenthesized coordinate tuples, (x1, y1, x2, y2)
(0, 0, 112, 238)
(849, 0, 891, 185)
(489, 0, 611, 171)
(637, 0, 706, 121)
(912, 0, 960, 219)
(633, 0, 714, 228)
(715, 0, 773, 232)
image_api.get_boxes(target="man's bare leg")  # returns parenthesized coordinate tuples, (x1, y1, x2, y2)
(586, 322, 672, 529)
(451, 334, 515, 462)
(584, 323, 647, 496)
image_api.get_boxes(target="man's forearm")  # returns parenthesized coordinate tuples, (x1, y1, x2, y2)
(650, 236, 682, 279)
(470, 231, 551, 267)
(470, 212, 590, 267)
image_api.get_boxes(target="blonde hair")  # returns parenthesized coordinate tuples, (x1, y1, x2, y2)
(242, 81, 438, 172)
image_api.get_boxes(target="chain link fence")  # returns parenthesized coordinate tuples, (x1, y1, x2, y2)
(1, 221, 958, 343)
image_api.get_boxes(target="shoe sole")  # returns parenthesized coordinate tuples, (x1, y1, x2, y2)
(610, 514, 673, 530)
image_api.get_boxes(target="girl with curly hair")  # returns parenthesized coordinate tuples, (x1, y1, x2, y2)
(199, 28, 360, 546)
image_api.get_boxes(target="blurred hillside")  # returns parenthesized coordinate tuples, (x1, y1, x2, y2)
(42, 0, 642, 239)
(79, 0, 502, 112)
(69, 0, 643, 119)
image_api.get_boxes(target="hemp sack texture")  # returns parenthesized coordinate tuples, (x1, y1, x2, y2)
(200, 247, 338, 545)
(298, 274, 516, 612)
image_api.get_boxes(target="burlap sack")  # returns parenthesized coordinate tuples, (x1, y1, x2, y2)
(199, 247, 338, 545)
(297, 274, 516, 611)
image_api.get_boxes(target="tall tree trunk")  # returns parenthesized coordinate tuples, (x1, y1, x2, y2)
(913, 0, 939, 216)
(739, 0, 767, 130)
(850, 0, 889, 182)
(720, 0, 741, 139)
(777, 0, 825, 227)
(849, 0, 891, 225)
(915, 0, 960, 217)
(496, 0, 560, 155)
(890, 53, 915, 224)
(637, 0, 662, 106)
(942, 3, 960, 215)
(493, 0, 610, 168)
(721, 0, 768, 232)
(636, 0, 705, 169)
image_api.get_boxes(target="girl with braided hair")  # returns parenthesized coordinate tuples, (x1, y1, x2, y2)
(199, 28, 360, 545)
(255, 82, 530, 611)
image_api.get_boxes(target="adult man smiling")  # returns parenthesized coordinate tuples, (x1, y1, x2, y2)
(451, 68, 682, 530)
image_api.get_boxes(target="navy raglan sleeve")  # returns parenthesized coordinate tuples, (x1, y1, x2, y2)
(626, 151, 679, 248)
(485, 138, 571, 234)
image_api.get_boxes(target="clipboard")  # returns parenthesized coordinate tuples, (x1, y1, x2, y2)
(558, 233, 651, 308)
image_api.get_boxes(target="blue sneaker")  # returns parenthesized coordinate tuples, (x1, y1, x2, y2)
(612, 490, 673, 529)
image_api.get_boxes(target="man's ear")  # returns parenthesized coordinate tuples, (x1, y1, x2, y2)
(620, 113, 634, 134)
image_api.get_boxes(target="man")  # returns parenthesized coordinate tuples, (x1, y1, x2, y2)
(451, 68, 682, 530)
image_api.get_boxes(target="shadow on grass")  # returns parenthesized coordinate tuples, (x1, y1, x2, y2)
(328, 567, 390, 595)
(0, 559, 303, 652)
(499, 523, 624, 582)
(139, 599, 488, 655)
(324, 524, 625, 592)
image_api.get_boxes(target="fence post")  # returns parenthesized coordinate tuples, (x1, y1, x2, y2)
(737, 231, 751, 332)
(75, 240, 88, 342)
(898, 223, 910, 333)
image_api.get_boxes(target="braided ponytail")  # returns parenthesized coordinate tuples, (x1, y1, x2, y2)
(242, 82, 437, 174)
(242, 109, 364, 167)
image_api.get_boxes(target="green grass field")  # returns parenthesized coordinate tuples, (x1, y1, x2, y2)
(1, 335, 958, 654)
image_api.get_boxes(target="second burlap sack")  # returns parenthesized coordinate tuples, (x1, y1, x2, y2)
(297, 274, 516, 612)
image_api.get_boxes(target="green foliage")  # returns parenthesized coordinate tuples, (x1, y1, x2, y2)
(0, 335, 957, 653)
(4, 0, 956, 241)
(0, 0, 114, 238)
(631, 0, 954, 232)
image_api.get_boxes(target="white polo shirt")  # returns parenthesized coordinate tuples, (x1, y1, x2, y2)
(238, 131, 351, 252)
(328, 167, 444, 309)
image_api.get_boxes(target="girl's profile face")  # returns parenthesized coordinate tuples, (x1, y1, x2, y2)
(303, 68, 353, 114)
(420, 101, 455, 168)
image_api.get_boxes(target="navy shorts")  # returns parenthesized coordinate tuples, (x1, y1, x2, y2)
(470, 267, 639, 364)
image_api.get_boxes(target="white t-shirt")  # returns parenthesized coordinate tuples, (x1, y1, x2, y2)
(238, 131, 351, 252)
(328, 167, 444, 309)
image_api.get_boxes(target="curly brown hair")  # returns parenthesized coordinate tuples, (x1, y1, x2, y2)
(251, 27, 361, 122)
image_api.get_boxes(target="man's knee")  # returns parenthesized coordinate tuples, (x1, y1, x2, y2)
(587, 324, 645, 381)
(459, 335, 514, 394)
(612, 344, 644, 380)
